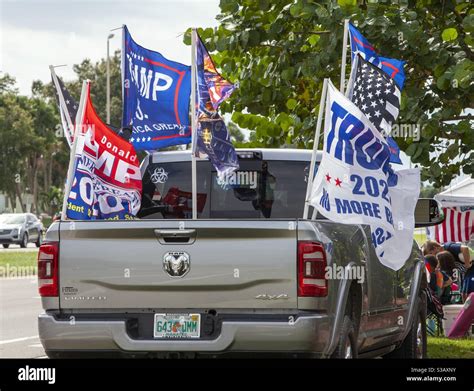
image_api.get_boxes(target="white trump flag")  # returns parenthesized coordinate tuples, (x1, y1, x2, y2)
(309, 81, 419, 271)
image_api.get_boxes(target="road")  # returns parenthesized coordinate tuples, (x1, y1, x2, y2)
(0, 276, 46, 358)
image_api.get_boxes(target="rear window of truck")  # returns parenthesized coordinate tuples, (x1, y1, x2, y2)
(140, 159, 315, 219)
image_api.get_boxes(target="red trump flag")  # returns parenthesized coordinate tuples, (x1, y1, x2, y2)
(65, 82, 142, 220)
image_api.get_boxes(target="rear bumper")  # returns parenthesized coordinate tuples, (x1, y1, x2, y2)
(38, 311, 331, 356)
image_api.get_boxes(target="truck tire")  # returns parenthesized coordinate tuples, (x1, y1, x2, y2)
(386, 294, 427, 359)
(2, 244, 9, 249)
(331, 315, 358, 359)
(20, 233, 28, 248)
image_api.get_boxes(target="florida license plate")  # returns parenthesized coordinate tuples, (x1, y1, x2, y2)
(154, 313, 201, 339)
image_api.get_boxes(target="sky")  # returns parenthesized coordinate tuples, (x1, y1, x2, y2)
(0, 0, 220, 95)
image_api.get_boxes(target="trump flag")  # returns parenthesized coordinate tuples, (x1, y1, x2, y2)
(194, 32, 239, 179)
(66, 81, 142, 220)
(309, 80, 419, 270)
(122, 25, 191, 151)
(349, 23, 406, 90)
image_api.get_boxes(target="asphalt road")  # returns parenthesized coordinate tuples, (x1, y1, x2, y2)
(0, 276, 46, 358)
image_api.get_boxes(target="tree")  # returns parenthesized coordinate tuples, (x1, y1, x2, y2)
(0, 75, 69, 214)
(419, 184, 442, 198)
(1, 51, 124, 215)
(69, 50, 123, 128)
(184, 0, 473, 186)
(40, 186, 64, 216)
(39, 50, 123, 129)
(227, 121, 247, 144)
(0, 76, 36, 212)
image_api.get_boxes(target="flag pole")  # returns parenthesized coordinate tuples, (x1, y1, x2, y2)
(191, 28, 198, 219)
(61, 79, 89, 221)
(50, 65, 73, 146)
(120, 25, 125, 128)
(303, 78, 328, 220)
(340, 19, 350, 93)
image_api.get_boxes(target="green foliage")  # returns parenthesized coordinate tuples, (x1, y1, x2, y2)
(227, 121, 246, 144)
(0, 51, 125, 215)
(64, 50, 123, 128)
(442, 27, 458, 42)
(428, 337, 474, 359)
(186, 0, 473, 186)
(0, 252, 38, 276)
(419, 184, 442, 198)
(0, 74, 68, 214)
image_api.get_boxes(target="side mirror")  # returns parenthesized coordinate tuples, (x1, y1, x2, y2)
(414, 198, 444, 228)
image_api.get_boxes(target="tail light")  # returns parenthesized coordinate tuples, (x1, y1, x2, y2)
(38, 242, 59, 297)
(298, 241, 328, 297)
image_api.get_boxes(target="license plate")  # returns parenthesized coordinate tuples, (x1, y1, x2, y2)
(154, 313, 201, 339)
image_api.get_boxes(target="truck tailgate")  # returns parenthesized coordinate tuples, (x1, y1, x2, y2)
(58, 220, 297, 309)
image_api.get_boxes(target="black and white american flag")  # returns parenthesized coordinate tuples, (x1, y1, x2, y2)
(349, 55, 401, 136)
(51, 74, 78, 146)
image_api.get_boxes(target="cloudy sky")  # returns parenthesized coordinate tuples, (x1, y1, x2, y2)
(0, 0, 220, 95)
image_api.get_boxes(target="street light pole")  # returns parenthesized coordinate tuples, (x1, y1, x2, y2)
(106, 33, 114, 124)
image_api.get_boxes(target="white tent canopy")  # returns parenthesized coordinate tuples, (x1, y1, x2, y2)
(435, 177, 474, 207)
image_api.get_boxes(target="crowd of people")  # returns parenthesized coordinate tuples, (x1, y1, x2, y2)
(422, 240, 473, 304)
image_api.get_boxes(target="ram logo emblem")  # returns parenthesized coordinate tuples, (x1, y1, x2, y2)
(163, 251, 190, 278)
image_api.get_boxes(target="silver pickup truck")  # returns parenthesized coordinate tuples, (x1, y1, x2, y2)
(38, 148, 431, 358)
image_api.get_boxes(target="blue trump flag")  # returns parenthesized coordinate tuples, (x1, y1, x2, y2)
(348, 23, 406, 89)
(347, 26, 404, 164)
(122, 25, 191, 151)
(387, 136, 402, 164)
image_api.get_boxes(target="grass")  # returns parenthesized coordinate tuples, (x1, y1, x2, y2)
(0, 251, 37, 277)
(428, 337, 474, 359)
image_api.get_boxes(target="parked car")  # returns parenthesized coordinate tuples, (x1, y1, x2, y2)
(38, 149, 441, 358)
(0, 213, 44, 248)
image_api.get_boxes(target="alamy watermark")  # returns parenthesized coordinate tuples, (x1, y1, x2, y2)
(384, 123, 421, 142)
(325, 264, 365, 284)
(0, 264, 37, 278)
(18, 365, 55, 385)
(216, 171, 258, 190)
